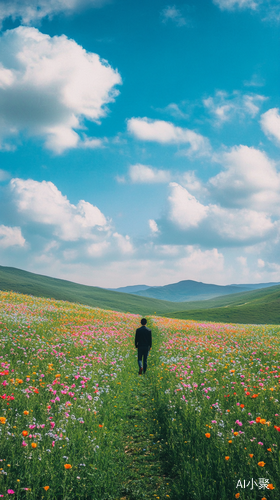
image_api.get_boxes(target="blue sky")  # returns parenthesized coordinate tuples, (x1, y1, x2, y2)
(0, 0, 279, 287)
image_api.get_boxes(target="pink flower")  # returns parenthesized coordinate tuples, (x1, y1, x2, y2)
(50, 422, 55, 429)
(52, 441, 55, 447)
(7, 490, 15, 494)
(258, 442, 263, 445)
(29, 425, 36, 429)
(22, 440, 27, 446)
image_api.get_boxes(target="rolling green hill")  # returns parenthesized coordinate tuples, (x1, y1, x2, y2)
(1, 265, 280, 324)
(0, 265, 186, 316)
(163, 285, 280, 324)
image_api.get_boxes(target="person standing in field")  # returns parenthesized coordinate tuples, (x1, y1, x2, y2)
(135, 318, 152, 375)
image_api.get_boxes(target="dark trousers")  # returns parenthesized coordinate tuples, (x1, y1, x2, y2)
(137, 346, 149, 373)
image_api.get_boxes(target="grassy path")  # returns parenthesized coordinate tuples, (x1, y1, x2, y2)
(101, 320, 173, 500)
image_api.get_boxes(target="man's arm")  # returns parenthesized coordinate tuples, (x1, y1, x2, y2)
(135, 329, 138, 348)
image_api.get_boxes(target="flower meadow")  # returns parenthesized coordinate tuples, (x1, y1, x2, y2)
(0, 291, 280, 499)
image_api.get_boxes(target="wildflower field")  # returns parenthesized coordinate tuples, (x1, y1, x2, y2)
(0, 291, 280, 499)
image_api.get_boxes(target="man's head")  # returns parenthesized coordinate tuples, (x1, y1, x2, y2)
(141, 318, 147, 325)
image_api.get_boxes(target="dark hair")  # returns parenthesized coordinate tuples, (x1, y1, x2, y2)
(141, 318, 147, 325)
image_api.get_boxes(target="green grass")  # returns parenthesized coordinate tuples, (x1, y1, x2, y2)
(163, 285, 280, 324)
(1, 264, 280, 324)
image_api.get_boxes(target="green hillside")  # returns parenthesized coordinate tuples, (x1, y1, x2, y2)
(1, 265, 280, 324)
(0, 265, 185, 316)
(163, 285, 280, 324)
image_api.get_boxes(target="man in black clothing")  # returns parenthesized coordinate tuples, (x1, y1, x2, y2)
(135, 318, 152, 375)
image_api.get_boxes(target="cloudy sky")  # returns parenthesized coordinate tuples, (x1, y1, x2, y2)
(0, 0, 279, 288)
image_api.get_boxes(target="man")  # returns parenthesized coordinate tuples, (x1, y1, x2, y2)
(135, 318, 152, 375)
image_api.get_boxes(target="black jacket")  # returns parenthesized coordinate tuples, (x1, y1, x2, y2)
(135, 325, 152, 349)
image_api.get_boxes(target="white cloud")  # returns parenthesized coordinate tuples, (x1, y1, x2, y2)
(213, 0, 259, 11)
(168, 182, 209, 229)
(113, 232, 134, 254)
(9, 178, 109, 241)
(0, 27, 121, 153)
(127, 117, 211, 156)
(258, 258, 265, 268)
(87, 241, 110, 257)
(167, 181, 275, 243)
(161, 5, 187, 26)
(213, 0, 280, 21)
(0, 0, 108, 25)
(129, 164, 170, 184)
(260, 108, 280, 145)
(0, 224, 25, 248)
(149, 219, 160, 234)
(203, 90, 266, 124)
(209, 145, 280, 212)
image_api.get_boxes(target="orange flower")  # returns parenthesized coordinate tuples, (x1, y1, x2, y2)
(23, 411, 29, 415)
(267, 448, 272, 452)
(240, 404, 244, 408)
(22, 430, 28, 436)
(233, 432, 238, 436)
(43, 486, 49, 491)
(267, 484, 274, 490)
(256, 417, 261, 423)
(55, 374, 61, 378)
(225, 456, 229, 460)
(31, 443, 37, 448)
(235, 494, 240, 499)
(0, 417, 6, 425)
(252, 394, 258, 398)
(205, 433, 210, 438)
(260, 419, 266, 424)
(249, 454, 254, 458)
(99, 424, 103, 428)
(258, 461, 265, 467)
(64, 464, 72, 469)
(228, 440, 232, 443)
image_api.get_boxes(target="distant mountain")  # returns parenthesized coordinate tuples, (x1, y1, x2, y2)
(108, 284, 151, 293)
(113, 279, 280, 303)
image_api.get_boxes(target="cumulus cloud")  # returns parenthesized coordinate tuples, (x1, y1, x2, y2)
(209, 145, 280, 212)
(0, 27, 121, 153)
(0, 224, 25, 248)
(0, 0, 108, 25)
(9, 178, 109, 241)
(113, 232, 134, 254)
(128, 164, 170, 184)
(168, 183, 209, 229)
(260, 108, 280, 145)
(161, 181, 276, 246)
(203, 90, 266, 124)
(127, 117, 211, 156)
(161, 5, 187, 26)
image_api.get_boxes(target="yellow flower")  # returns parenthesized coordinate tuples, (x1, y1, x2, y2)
(260, 419, 266, 424)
